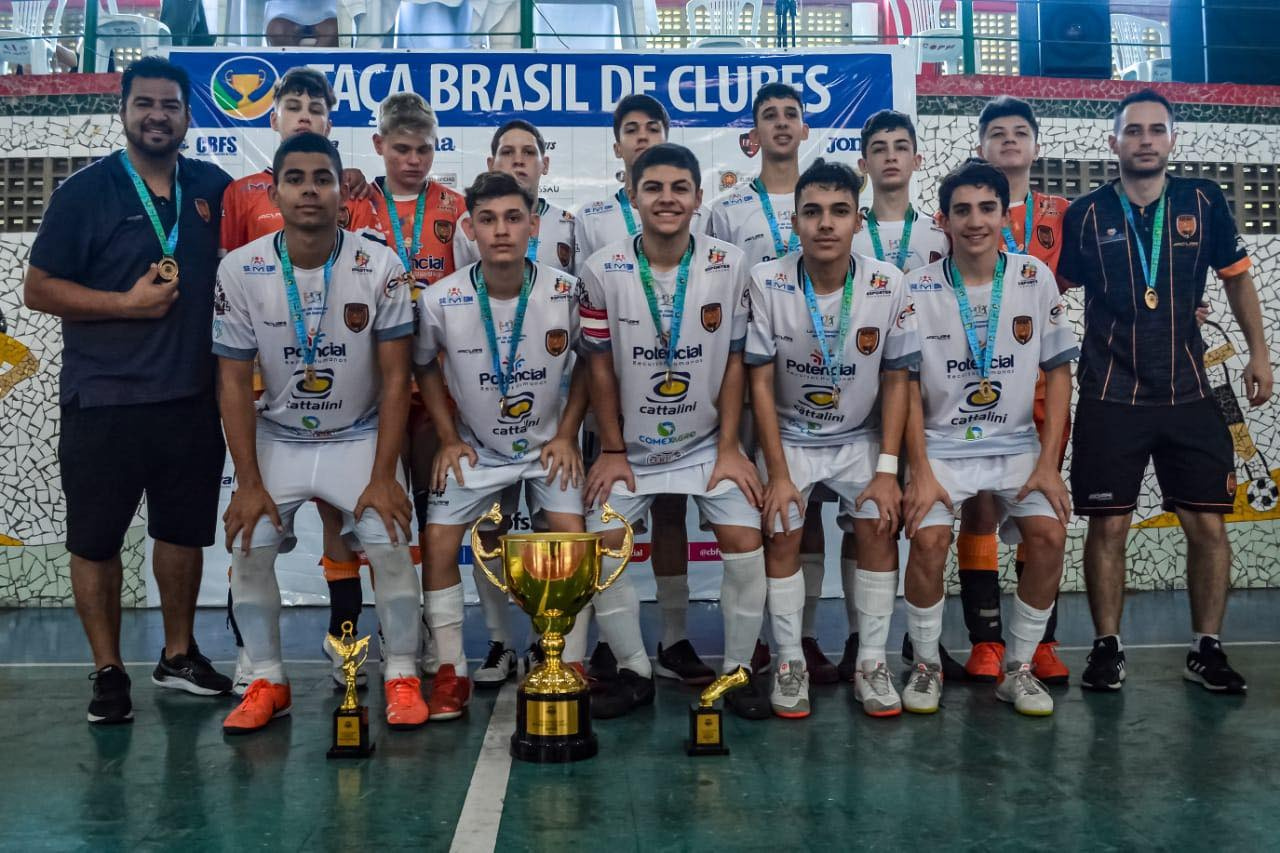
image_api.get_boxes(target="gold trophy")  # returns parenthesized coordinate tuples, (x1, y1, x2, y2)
(326, 621, 374, 759)
(686, 667, 750, 756)
(224, 69, 267, 109)
(470, 502, 634, 762)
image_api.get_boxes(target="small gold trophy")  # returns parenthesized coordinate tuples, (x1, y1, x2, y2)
(471, 502, 634, 763)
(326, 621, 374, 759)
(686, 666, 750, 756)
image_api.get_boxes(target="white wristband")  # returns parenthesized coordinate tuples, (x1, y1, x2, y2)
(875, 453, 899, 476)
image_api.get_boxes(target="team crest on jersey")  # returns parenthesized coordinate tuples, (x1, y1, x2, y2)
(194, 198, 211, 223)
(708, 247, 726, 265)
(1012, 315, 1034, 344)
(545, 328, 569, 356)
(857, 327, 880, 355)
(338, 207, 351, 229)
(1036, 224, 1055, 249)
(1177, 214, 1198, 238)
(557, 242, 572, 268)
(869, 274, 889, 290)
(344, 302, 369, 333)
(434, 219, 455, 244)
(739, 132, 759, 158)
(701, 303, 722, 333)
(721, 171, 739, 191)
(1021, 263, 1037, 280)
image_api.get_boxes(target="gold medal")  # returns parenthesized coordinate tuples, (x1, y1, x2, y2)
(1144, 289, 1159, 310)
(305, 365, 316, 385)
(975, 378, 997, 405)
(831, 386, 840, 408)
(500, 395, 507, 416)
(156, 256, 179, 282)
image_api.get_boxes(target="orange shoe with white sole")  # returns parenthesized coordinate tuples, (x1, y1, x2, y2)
(964, 641, 1005, 683)
(385, 676, 429, 729)
(223, 679, 291, 734)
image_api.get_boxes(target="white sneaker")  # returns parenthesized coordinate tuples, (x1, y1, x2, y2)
(902, 662, 943, 714)
(323, 632, 367, 690)
(232, 647, 253, 697)
(996, 661, 1054, 716)
(854, 661, 902, 717)
(419, 621, 439, 677)
(770, 659, 811, 718)
(473, 641, 517, 686)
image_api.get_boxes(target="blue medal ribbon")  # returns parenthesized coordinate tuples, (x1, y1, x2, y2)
(635, 235, 694, 383)
(616, 187, 639, 236)
(278, 231, 340, 388)
(121, 151, 181, 275)
(475, 260, 534, 413)
(948, 252, 1007, 400)
(1118, 189, 1167, 310)
(801, 260, 856, 406)
(865, 205, 916, 272)
(383, 182, 427, 275)
(1002, 191, 1034, 253)
(752, 178, 799, 258)
(526, 198, 548, 263)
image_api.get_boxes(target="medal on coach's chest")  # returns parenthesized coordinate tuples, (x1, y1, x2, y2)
(121, 151, 182, 284)
(1119, 189, 1167, 312)
(156, 255, 180, 283)
(1144, 289, 1159, 310)
(949, 254, 1008, 403)
(279, 231, 338, 402)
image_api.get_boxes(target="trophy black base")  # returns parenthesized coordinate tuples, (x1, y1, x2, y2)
(686, 704, 729, 756)
(511, 686, 597, 763)
(327, 706, 375, 759)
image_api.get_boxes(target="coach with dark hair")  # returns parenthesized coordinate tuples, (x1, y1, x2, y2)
(24, 57, 233, 724)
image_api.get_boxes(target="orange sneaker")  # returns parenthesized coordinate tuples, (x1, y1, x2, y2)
(964, 642, 1005, 683)
(427, 664, 472, 721)
(385, 676, 429, 729)
(223, 679, 291, 734)
(1032, 642, 1070, 685)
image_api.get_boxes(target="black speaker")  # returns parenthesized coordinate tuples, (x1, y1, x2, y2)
(1171, 0, 1280, 85)
(1035, 0, 1113, 79)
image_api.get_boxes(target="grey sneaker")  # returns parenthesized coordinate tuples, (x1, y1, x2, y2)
(771, 659, 811, 718)
(474, 641, 517, 686)
(903, 662, 943, 714)
(854, 661, 902, 717)
(996, 661, 1054, 716)
(232, 647, 253, 697)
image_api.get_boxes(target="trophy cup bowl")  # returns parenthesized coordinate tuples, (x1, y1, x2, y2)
(224, 69, 267, 107)
(470, 502, 633, 763)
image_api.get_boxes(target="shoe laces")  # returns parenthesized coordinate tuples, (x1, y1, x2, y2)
(387, 677, 420, 704)
(240, 679, 275, 706)
(1008, 664, 1044, 696)
(482, 641, 508, 670)
(908, 663, 939, 694)
(863, 663, 894, 697)
(776, 662, 805, 697)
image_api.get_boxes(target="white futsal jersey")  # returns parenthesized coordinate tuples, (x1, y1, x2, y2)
(452, 198, 577, 274)
(574, 187, 709, 269)
(578, 234, 749, 469)
(709, 182, 798, 268)
(907, 253, 1077, 459)
(746, 252, 920, 445)
(416, 261, 580, 466)
(213, 230, 414, 441)
(850, 209, 950, 273)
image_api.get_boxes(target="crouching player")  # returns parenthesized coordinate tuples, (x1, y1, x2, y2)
(747, 160, 919, 718)
(900, 160, 1078, 716)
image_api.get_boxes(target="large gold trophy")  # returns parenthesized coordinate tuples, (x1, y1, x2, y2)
(470, 502, 634, 763)
(327, 621, 374, 759)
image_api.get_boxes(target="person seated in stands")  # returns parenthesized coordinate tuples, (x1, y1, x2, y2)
(264, 0, 339, 46)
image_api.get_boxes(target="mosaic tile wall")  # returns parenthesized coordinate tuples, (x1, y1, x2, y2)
(2, 92, 1278, 605)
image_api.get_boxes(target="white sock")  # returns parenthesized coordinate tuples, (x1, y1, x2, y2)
(840, 558, 859, 632)
(1008, 595, 1053, 668)
(720, 548, 766, 673)
(562, 600, 592, 664)
(654, 574, 689, 648)
(1191, 632, 1219, 651)
(799, 553, 825, 638)
(472, 562, 513, 647)
(905, 597, 945, 666)
(593, 566, 651, 677)
(767, 572, 805, 663)
(365, 543, 421, 681)
(424, 583, 467, 678)
(230, 545, 286, 684)
(855, 569, 897, 666)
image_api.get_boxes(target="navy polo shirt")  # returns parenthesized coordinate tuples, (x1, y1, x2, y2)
(29, 151, 232, 407)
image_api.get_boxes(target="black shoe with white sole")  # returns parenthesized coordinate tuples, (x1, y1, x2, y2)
(152, 642, 232, 696)
(88, 665, 133, 724)
(1185, 637, 1247, 694)
(655, 640, 715, 686)
(590, 668, 655, 719)
(1081, 636, 1127, 692)
(474, 641, 517, 687)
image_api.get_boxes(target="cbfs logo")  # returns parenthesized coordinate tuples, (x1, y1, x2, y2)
(211, 56, 279, 121)
(193, 135, 238, 156)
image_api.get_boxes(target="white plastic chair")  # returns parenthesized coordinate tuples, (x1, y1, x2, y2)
(92, 0, 172, 71)
(0, 0, 68, 73)
(884, 0, 963, 72)
(1111, 13, 1170, 81)
(685, 0, 761, 47)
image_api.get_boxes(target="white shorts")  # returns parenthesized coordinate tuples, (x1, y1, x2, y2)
(427, 457, 584, 527)
(249, 432, 409, 549)
(586, 457, 761, 533)
(758, 438, 882, 534)
(916, 452, 1056, 541)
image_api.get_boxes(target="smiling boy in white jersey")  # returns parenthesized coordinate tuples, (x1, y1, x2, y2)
(899, 160, 1077, 717)
(747, 160, 920, 718)
(579, 143, 769, 720)
(213, 133, 426, 733)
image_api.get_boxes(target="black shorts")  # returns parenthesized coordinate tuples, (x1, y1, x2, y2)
(60, 394, 225, 561)
(1071, 396, 1235, 516)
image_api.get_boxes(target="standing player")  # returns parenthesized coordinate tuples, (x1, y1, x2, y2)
(747, 160, 919, 718)
(573, 95, 714, 686)
(579, 143, 769, 720)
(214, 133, 425, 732)
(414, 171, 589, 719)
(900, 161, 1077, 716)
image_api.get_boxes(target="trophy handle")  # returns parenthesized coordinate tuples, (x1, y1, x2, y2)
(595, 503, 634, 592)
(469, 502, 509, 594)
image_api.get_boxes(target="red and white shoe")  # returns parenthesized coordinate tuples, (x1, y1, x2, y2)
(428, 664, 473, 722)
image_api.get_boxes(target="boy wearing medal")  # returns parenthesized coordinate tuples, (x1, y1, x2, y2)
(899, 160, 1077, 717)
(747, 160, 919, 718)
(413, 171, 588, 719)
(579, 143, 769, 720)
(213, 133, 425, 733)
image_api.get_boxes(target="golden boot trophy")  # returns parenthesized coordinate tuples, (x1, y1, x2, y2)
(687, 667, 750, 756)
(470, 503, 634, 762)
(327, 621, 374, 759)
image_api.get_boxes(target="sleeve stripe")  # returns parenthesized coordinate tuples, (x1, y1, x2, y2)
(375, 321, 414, 341)
(212, 342, 257, 360)
(580, 306, 608, 320)
(1216, 256, 1251, 279)
(883, 351, 922, 371)
(744, 351, 772, 366)
(1040, 347, 1080, 372)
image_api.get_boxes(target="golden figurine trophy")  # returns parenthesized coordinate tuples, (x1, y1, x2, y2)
(470, 502, 634, 763)
(326, 621, 375, 759)
(686, 667, 750, 756)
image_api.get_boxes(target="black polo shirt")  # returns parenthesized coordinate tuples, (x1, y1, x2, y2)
(1059, 175, 1250, 407)
(29, 151, 231, 407)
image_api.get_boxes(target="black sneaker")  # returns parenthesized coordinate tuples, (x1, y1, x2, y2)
(836, 632, 860, 682)
(474, 641, 517, 687)
(152, 641, 232, 696)
(802, 637, 840, 685)
(725, 670, 772, 720)
(1185, 637, 1247, 694)
(901, 634, 967, 683)
(589, 668, 655, 719)
(587, 642, 619, 682)
(523, 641, 545, 674)
(655, 640, 715, 685)
(88, 666, 133, 724)
(1081, 636, 1127, 691)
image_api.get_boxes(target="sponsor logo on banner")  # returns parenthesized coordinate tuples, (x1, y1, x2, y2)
(545, 328, 569, 356)
(739, 132, 759, 158)
(701, 303, 722, 333)
(344, 302, 369, 333)
(211, 56, 278, 120)
(857, 326, 880, 354)
(1012, 315, 1033, 344)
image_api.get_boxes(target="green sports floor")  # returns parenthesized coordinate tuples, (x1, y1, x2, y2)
(2, 590, 1278, 852)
